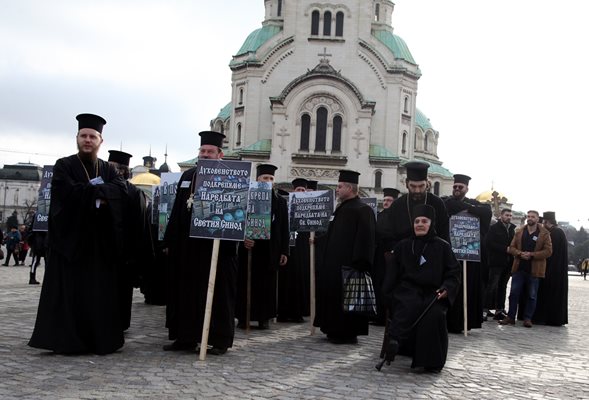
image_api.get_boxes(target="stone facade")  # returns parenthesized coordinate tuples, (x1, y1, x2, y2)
(208, 0, 453, 195)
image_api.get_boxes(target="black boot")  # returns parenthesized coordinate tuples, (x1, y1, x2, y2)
(29, 273, 39, 285)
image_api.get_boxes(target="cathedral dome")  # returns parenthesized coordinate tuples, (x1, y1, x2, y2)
(476, 190, 507, 203)
(130, 172, 161, 186)
(415, 108, 433, 131)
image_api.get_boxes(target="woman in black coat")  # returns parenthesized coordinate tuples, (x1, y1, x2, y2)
(382, 204, 460, 372)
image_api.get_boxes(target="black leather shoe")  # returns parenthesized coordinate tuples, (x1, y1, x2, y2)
(424, 366, 442, 373)
(258, 320, 270, 330)
(162, 341, 197, 351)
(207, 347, 227, 355)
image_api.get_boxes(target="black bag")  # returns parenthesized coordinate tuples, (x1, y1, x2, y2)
(341, 266, 377, 317)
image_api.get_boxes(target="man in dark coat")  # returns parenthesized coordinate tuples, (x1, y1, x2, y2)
(236, 164, 289, 329)
(533, 211, 568, 325)
(277, 178, 310, 323)
(372, 187, 400, 325)
(484, 209, 515, 321)
(444, 174, 492, 332)
(379, 161, 449, 252)
(382, 204, 460, 372)
(29, 113, 128, 355)
(108, 150, 153, 331)
(314, 170, 376, 344)
(163, 131, 239, 355)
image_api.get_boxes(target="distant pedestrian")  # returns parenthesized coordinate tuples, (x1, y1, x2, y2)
(3, 226, 21, 266)
(582, 259, 589, 280)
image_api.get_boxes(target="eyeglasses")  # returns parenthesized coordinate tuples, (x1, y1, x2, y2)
(453, 185, 466, 190)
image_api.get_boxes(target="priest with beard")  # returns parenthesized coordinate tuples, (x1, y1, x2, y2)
(382, 204, 460, 372)
(314, 170, 376, 344)
(444, 174, 492, 333)
(163, 131, 238, 355)
(379, 161, 449, 252)
(29, 113, 128, 355)
(532, 211, 568, 326)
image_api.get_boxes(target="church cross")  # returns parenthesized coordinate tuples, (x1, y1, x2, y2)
(352, 130, 365, 158)
(318, 47, 332, 62)
(277, 127, 290, 154)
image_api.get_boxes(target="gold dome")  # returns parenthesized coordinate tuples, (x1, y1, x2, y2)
(476, 190, 507, 203)
(130, 172, 161, 186)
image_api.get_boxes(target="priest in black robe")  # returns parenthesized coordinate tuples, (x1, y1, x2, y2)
(236, 164, 289, 329)
(533, 211, 568, 325)
(277, 178, 310, 322)
(314, 170, 375, 344)
(378, 161, 450, 253)
(372, 187, 400, 325)
(163, 131, 239, 355)
(382, 204, 460, 372)
(29, 113, 127, 355)
(444, 174, 492, 333)
(108, 150, 154, 331)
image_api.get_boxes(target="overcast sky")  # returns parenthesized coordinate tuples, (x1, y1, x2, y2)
(1, 1, 588, 227)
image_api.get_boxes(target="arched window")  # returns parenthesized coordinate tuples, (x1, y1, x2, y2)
(323, 11, 332, 36)
(375, 4, 380, 22)
(404, 96, 409, 113)
(424, 134, 429, 152)
(239, 88, 244, 105)
(335, 12, 344, 36)
(300, 114, 310, 151)
(434, 181, 440, 196)
(315, 107, 327, 152)
(402, 131, 407, 154)
(332, 115, 342, 152)
(414, 133, 418, 150)
(311, 11, 320, 35)
(277, 0, 282, 17)
(375, 171, 382, 189)
(236, 123, 242, 146)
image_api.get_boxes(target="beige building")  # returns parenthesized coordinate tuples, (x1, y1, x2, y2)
(187, 1, 454, 194)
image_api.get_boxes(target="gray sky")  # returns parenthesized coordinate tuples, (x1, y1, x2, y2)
(1, 1, 588, 226)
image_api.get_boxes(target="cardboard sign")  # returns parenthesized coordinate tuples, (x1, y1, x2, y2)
(245, 181, 272, 240)
(189, 159, 251, 241)
(288, 190, 334, 232)
(450, 210, 481, 262)
(32, 165, 53, 231)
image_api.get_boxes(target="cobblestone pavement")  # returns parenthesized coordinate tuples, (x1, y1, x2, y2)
(1, 262, 588, 399)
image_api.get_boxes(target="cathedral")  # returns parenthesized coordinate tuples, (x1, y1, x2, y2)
(204, 0, 453, 196)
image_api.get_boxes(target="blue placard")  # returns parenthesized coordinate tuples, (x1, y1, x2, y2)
(32, 165, 53, 231)
(450, 210, 481, 262)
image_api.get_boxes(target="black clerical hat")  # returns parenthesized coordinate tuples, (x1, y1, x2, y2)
(383, 188, 400, 199)
(292, 178, 308, 190)
(338, 170, 360, 184)
(542, 211, 556, 224)
(413, 204, 436, 221)
(199, 131, 225, 148)
(404, 161, 429, 181)
(453, 174, 471, 185)
(76, 113, 106, 133)
(256, 163, 277, 178)
(307, 180, 318, 191)
(108, 150, 132, 166)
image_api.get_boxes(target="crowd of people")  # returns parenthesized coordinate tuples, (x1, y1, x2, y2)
(15, 116, 572, 373)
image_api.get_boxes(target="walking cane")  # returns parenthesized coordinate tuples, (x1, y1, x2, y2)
(376, 293, 439, 371)
(199, 239, 220, 361)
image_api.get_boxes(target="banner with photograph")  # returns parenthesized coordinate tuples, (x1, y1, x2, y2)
(288, 190, 334, 232)
(245, 181, 272, 240)
(32, 165, 53, 231)
(450, 210, 481, 262)
(189, 159, 251, 241)
(154, 172, 181, 240)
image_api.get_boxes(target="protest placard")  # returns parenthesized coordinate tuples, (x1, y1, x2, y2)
(32, 165, 53, 231)
(360, 197, 377, 218)
(245, 181, 272, 240)
(450, 210, 481, 262)
(288, 190, 334, 232)
(189, 159, 251, 241)
(155, 172, 181, 240)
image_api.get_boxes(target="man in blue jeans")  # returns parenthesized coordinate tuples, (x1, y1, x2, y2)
(499, 210, 552, 328)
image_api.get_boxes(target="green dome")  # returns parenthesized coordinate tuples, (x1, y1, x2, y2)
(216, 102, 232, 121)
(415, 108, 433, 131)
(235, 25, 282, 57)
(372, 30, 416, 64)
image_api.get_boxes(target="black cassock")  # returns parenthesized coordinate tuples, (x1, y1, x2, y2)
(118, 182, 153, 331)
(372, 209, 392, 324)
(29, 155, 127, 355)
(314, 196, 375, 338)
(164, 167, 239, 349)
(533, 226, 568, 326)
(383, 236, 460, 369)
(140, 218, 168, 306)
(379, 193, 450, 251)
(236, 191, 289, 323)
(277, 231, 310, 320)
(445, 197, 492, 333)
